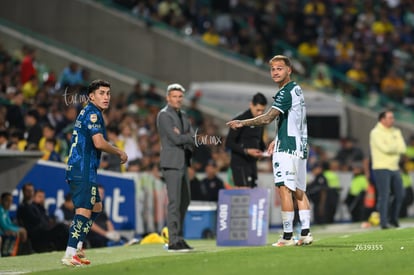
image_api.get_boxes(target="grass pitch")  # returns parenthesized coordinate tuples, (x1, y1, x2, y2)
(1, 221, 413, 275)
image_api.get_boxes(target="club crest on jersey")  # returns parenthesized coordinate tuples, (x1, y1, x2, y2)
(90, 114, 98, 123)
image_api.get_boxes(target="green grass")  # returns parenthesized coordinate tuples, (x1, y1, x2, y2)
(1, 222, 414, 275)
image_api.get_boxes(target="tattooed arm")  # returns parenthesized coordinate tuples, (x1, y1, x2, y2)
(227, 108, 280, 129)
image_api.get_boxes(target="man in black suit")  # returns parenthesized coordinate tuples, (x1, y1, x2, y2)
(226, 93, 267, 188)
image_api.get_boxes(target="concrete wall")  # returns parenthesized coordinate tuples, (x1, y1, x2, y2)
(0, 0, 270, 88)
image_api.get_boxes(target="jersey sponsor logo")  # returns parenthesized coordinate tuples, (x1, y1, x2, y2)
(90, 114, 98, 123)
(88, 124, 101, 129)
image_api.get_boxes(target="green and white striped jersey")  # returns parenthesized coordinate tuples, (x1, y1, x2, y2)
(271, 81, 308, 159)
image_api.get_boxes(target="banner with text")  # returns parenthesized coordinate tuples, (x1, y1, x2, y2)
(10, 160, 136, 230)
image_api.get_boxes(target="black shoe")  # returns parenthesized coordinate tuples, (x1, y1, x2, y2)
(180, 240, 194, 250)
(168, 242, 190, 252)
(381, 225, 390, 229)
(390, 220, 400, 228)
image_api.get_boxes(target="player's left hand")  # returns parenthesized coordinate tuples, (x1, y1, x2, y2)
(226, 120, 243, 129)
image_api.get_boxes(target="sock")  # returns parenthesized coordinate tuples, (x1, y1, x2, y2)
(65, 246, 76, 258)
(281, 211, 294, 239)
(66, 214, 89, 257)
(299, 209, 311, 235)
(77, 211, 101, 250)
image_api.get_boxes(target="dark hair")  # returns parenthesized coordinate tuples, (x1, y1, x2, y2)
(1, 192, 12, 201)
(46, 137, 57, 146)
(251, 92, 267, 106)
(107, 124, 120, 135)
(22, 182, 34, 191)
(378, 110, 392, 121)
(26, 109, 39, 120)
(88, 79, 111, 94)
(0, 129, 9, 139)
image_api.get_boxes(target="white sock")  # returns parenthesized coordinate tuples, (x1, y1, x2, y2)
(299, 209, 311, 230)
(281, 211, 294, 233)
(77, 241, 83, 250)
(65, 247, 76, 258)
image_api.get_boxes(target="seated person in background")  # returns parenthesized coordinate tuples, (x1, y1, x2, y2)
(306, 163, 328, 225)
(41, 138, 62, 162)
(200, 160, 224, 202)
(54, 193, 75, 227)
(189, 165, 205, 201)
(335, 137, 365, 171)
(345, 164, 369, 222)
(0, 192, 28, 256)
(86, 185, 121, 248)
(17, 183, 68, 253)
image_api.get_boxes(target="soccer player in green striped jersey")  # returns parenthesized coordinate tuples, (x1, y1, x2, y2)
(227, 55, 313, 247)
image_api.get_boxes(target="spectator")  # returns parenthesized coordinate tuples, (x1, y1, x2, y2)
(86, 185, 121, 248)
(335, 137, 365, 172)
(0, 192, 28, 255)
(16, 183, 68, 252)
(38, 123, 60, 154)
(24, 109, 42, 150)
(306, 162, 328, 225)
(323, 161, 341, 224)
(0, 129, 8, 149)
(20, 46, 36, 85)
(202, 24, 220, 47)
(21, 75, 39, 102)
(54, 193, 75, 227)
(59, 62, 83, 88)
(119, 121, 143, 167)
(55, 106, 78, 138)
(5, 91, 26, 132)
(380, 67, 407, 102)
(186, 95, 204, 129)
(345, 164, 369, 222)
(200, 160, 224, 202)
(126, 81, 143, 105)
(399, 160, 414, 218)
(188, 165, 205, 201)
(100, 124, 125, 172)
(144, 83, 164, 107)
(41, 138, 62, 162)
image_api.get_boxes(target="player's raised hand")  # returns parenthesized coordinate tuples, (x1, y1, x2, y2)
(226, 120, 243, 130)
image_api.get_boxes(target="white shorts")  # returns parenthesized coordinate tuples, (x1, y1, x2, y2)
(272, 152, 307, 191)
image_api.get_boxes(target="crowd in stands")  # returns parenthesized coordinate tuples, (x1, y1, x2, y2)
(2, 0, 414, 256)
(121, 0, 414, 106)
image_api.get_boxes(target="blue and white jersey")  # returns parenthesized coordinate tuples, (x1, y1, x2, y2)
(66, 103, 106, 183)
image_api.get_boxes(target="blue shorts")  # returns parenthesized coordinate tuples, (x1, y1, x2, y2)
(69, 180, 101, 209)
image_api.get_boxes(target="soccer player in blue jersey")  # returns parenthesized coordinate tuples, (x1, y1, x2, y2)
(227, 55, 313, 247)
(61, 80, 128, 266)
